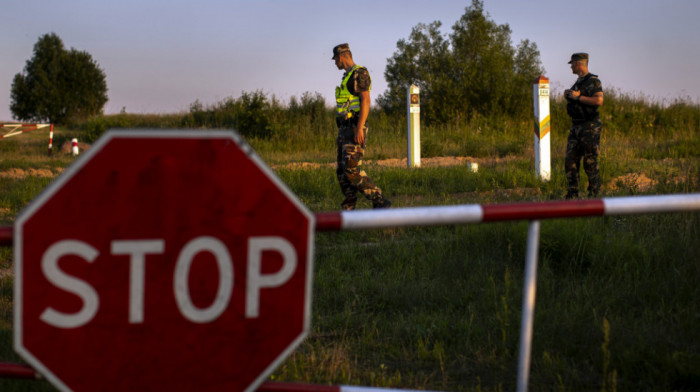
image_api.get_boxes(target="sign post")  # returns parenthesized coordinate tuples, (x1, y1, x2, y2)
(533, 75, 551, 181)
(407, 84, 420, 168)
(14, 130, 315, 392)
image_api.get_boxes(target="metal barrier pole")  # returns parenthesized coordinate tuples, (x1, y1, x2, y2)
(0, 362, 39, 379)
(517, 220, 541, 392)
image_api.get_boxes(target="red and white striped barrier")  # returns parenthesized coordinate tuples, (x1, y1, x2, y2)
(0, 123, 54, 155)
(1, 193, 699, 392)
(312, 193, 700, 392)
(0, 225, 10, 247)
(0, 362, 39, 379)
(2, 194, 699, 247)
(315, 194, 700, 231)
(0, 123, 51, 139)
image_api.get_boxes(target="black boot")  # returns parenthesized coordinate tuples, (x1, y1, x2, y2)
(373, 197, 392, 209)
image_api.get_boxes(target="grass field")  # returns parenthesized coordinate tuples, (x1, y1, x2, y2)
(1, 95, 699, 391)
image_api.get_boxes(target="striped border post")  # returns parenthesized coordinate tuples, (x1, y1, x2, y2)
(406, 84, 420, 168)
(48, 124, 54, 155)
(533, 76, 551, 181)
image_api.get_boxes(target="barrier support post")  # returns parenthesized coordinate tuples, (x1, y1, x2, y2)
(533, 76, 551, 181)
(517, 220, 541, 392)
(407, 84, 420, 168)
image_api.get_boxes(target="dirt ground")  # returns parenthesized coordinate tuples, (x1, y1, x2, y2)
(271, 155, 511, 170)
(0, 167, 59, 179)
(608, 172, 657, 193)
(0, 155, 663, 193)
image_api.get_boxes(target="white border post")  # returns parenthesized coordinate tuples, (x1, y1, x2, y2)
(48, 124, 54, 155)
(407, 84, 420, 168)
(533, 76, 551, 181)
(517, 220, 541, 392)
(71, 138, 79, 156)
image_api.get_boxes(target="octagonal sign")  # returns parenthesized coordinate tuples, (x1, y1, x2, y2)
(14, 130, 315, 392)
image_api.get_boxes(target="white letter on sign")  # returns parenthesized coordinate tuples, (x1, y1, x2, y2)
(40, 240, 100, 328)
(174, 236, 233, 323)
(246, 237, 297, 318)
(111, 240, 165, 323)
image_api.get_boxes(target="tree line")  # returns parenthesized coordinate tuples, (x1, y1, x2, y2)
(10, 1, 542, 127)
(378, 0, 542, 124)
(10, 33, 107, 124)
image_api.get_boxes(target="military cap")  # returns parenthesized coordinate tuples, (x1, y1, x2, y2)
(568, 52, 589, 64)
(332, 43, 350, 59)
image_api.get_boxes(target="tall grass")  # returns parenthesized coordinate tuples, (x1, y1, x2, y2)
(71, 89, 699, 167)
(1, 90, 699, 391)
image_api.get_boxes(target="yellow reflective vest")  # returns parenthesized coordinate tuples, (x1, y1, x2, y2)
(335, 64, 370, 119)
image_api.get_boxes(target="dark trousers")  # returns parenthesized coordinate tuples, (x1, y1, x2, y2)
(565, 121, 602, 197)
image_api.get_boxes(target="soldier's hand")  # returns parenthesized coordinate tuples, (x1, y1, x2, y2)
(354, 126, 365, 145)
(565, 89, 580, 101)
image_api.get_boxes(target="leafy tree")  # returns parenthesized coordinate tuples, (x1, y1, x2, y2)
(10, 33, 108, 124)
(377, 0, 544, 124)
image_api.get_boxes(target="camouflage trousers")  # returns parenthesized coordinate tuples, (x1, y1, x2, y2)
(336, 125, 384, 210)
(565, 121, 602, 197)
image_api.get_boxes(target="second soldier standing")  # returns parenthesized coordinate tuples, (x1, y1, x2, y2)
(564, 52, 605, 199)
(332, 43, 391, 210)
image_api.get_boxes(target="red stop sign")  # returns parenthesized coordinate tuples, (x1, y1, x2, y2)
(14, 130, 315, 392)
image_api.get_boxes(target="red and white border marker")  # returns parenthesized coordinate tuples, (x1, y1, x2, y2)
(48, 124, 54, 155)
(71, 137, 79, 156)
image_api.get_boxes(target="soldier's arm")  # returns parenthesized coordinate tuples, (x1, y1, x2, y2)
(355, 90, 370, 145)
(570, 91, 604, 106)
(580, 91, 604, 106)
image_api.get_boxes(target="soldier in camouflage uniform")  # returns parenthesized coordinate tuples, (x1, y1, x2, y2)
(332, 43, 391, 210)
(564, 52, 605, 199)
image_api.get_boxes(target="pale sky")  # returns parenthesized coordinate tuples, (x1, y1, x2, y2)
(1, 0, 699, 122)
